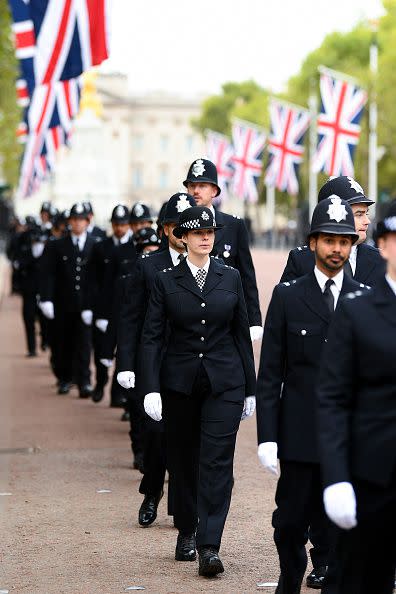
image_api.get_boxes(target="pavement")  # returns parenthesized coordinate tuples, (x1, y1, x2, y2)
(0, 249, 316, 594)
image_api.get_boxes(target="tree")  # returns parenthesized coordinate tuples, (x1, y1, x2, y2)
(0, 3, 22, 189)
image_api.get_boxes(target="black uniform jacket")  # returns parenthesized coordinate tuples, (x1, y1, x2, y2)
(212, 210, 262, 327)
(256, 271, 367, 464)
(89, 236, 119, 319)
(141, 258, 256, 399)
(317, 276, 396, 488)
(40, 235, 96, 312)
(280, 242, 385, 286)
(117, 249, 173, 371)
(88, 225, 106, 241)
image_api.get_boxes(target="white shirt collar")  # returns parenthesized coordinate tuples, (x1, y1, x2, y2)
(314, 266, 344, 293)
(118, 229, 132, 245)
(169, 246, 186, 266)
(385, 274, 396, 297)
(87, 223, 94, 233)
(349, 244, 358, 274)
(71, 231, 87, 248)
(186, 256, 210, 277)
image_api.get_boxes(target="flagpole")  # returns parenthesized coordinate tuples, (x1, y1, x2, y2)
(368, 20, 378, 220)
(308, 91, 318, 220)
(266, 183, 275, 247)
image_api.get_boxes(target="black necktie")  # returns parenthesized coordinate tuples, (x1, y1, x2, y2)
(177, 253, 185, 264)
(323, 278, 335, 313)
(344, 259, 353, 278)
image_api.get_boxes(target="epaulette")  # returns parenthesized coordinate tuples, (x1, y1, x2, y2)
(297, 245, 308, 252)
(141, 253, 151, 259)
(359, 283, 371, 290)
(161, 267, 173, 272)
(232, 214, 241, 219)
(282, 280, 297, 287)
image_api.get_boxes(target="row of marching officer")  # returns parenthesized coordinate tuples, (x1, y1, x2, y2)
(105, 158, 263, 578)
(257, 174, 395, 594)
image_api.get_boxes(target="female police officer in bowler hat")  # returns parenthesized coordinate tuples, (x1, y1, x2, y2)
(140, 206, 256, 577)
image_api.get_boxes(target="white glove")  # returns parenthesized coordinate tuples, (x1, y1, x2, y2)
(95, 318, 109, 333)
(40, 301, 54, 320)
(81, 310, 93, 325)
(258, 442, 278, 476)
(117, 371, 135, 389)
(323, 482, 357, 530)
(32, 242, 45, 258)
(100, 358, 113, 368)
(144, 392, 162, 422)
(250, 325, 263, 342)
(241, 396, 256, 420)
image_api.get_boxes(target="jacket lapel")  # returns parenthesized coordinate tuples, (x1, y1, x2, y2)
(202, 260, 223, 296)
(373, 276, 396, 327)
(173, 258, 203, 298)
(300, 272, 331, 323)
(354, 244, 376, 282)
(213, 209, 226, 249)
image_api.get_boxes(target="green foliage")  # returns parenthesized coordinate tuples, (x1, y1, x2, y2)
(0, 3, 22, 189)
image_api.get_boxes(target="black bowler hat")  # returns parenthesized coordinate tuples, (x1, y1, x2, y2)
(162, 193, 196, 224)
(376, 199, 396, 239)
(134, 226, 161, 248)
(309, 195, 359, 243)
(318, 176, 374, 206)
(173, 206, 223, 238)
(129, 202, 153, 223)
(83, 200, 94, 215)
(70, 202, 89, 220)
(40, 201, 52, 213)
(110, 204, 129, 223)
(183, 158, 221, 196)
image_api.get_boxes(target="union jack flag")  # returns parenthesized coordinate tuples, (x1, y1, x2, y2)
(230, 119, 266, 203)
(313, 68, 368, 177)
(205, 130, 234, 200)
(8, 0, 110, 197)
(265, 99, 310, 195)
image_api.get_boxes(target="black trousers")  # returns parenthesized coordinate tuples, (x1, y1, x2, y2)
(21, 292, 38, 353)
(308, 509, 330, 568)
(272, 460, 330, 593)
(323, 473, 396, 594)
(54, 311, 92, 386)
(92, 325, 109, 389)
(162, 366, 243, 549)
(139, 418, 167, 496)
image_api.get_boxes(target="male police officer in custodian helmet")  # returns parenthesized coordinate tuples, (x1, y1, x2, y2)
(317, 199, 396, 594)
(256, 196, 369, 594)
(183, 158, 263, 342)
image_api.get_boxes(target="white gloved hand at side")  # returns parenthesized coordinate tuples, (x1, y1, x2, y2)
(117, 371, 135, 389)
(81, 310, 93, 325)
(95, 318, 109, 333)
(250, 325, 263, 342)
(323, 482, 357, 530)
(39, 301, 54, 320)
(100, 358, 113, 368)
(241, 396, 256, 420)
(32, 242, 45, 259)
(258, 442, 279, 476)
(144, 392, 162, 422)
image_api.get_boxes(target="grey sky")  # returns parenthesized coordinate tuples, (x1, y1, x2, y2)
(106, 0, 384, 97)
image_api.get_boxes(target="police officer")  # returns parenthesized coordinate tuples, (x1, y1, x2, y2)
(89, 204, 132, 403)
(83, 201, 107, 241)
(117, 192, 196, 527)
(141, 205, 256, 577)
(134, 227, 161, 254)
(317, 199, 396, 594)
(256, 196, 369, 594)
(129, 202, 154, 236)
(183, 158, 262, 339)
(39, 202, 96, 396)
(281, 176, 385, 287)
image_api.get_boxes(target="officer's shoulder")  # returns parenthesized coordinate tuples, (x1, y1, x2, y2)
(214, 257, 236, 272)
(289, 244, 309, 257)
(345, 284, 371, 300)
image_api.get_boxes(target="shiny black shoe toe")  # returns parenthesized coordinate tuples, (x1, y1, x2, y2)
(92, 385, 104, 403)
(58, 381, 71, 395)
(306, 566, 327, 589)
(138, 491, 163, 527)
(198, 547, 224, 576)
(79, 384, 94, 398)
(120, 410, 130, 421)
(175, 532, 196, 561)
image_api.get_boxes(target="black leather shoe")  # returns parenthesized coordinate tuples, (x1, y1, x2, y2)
(175, 532, 196, 561)
(92, 385, 104, 403)
(79, 384, 94, 398)
(133, 452, 144, 473)
(58, 381, 72, 395)
(26, 351, 37, 357)
(120, 410, 130, 421)
(198, 547, 224, 576)
(306, 566, 327, 589)
(138, 491, 163, 527)
(275, 574, 302, 594)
